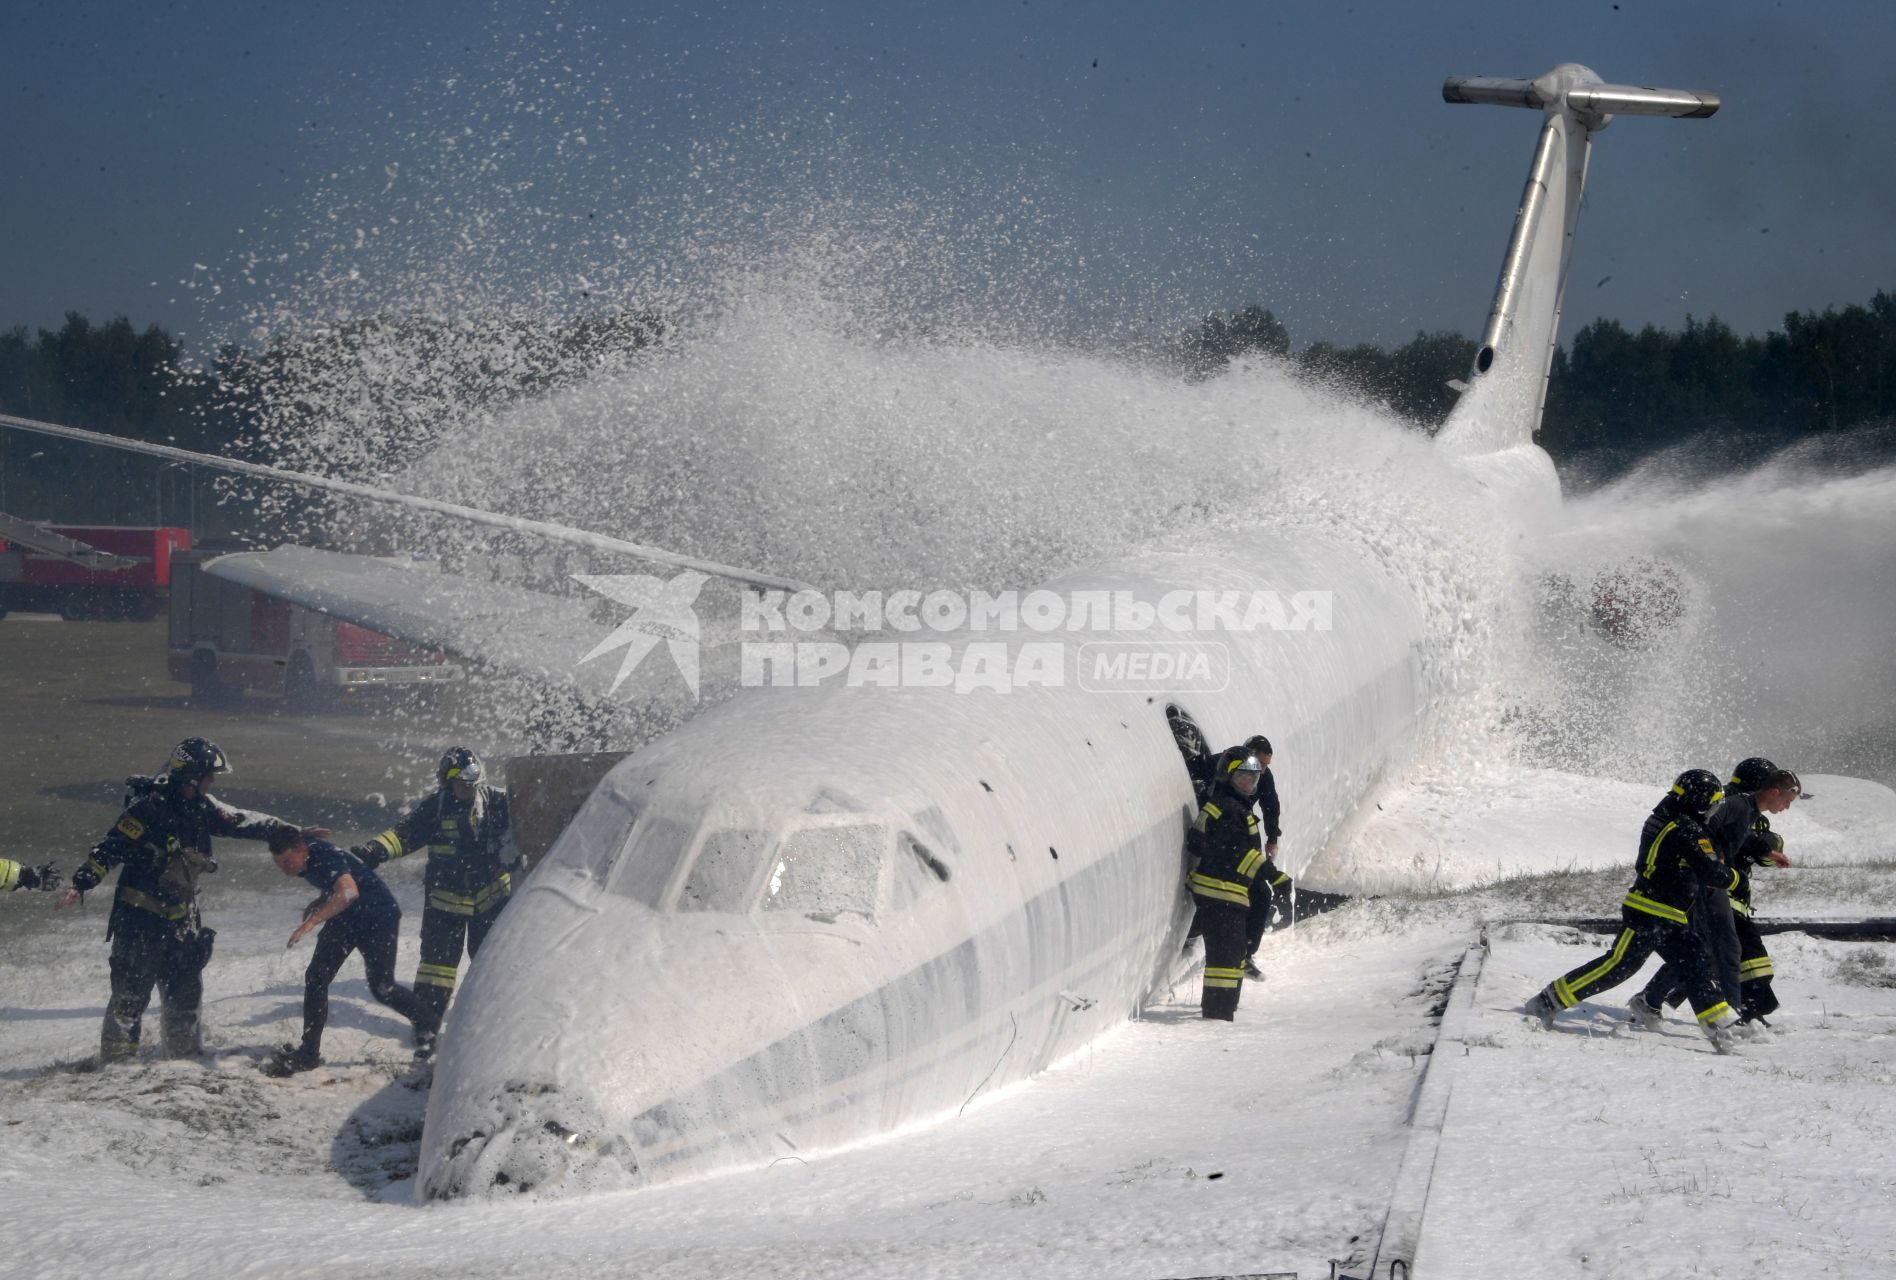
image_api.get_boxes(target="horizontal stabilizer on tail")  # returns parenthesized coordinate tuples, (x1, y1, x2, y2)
(1444, 75, 1719, 120)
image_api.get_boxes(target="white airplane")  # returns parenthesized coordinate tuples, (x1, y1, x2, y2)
(414, 64, 1721, 1199)
(1, 64, 1719, 1200)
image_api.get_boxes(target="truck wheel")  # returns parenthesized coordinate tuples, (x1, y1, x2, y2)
(189, 649, 226, 706)
(60, 591, 97, 622)
(284, 652, 320, 711)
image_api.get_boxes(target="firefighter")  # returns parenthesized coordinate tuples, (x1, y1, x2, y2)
(1187, 748, 1269, 1021)
(1, 858, 60, 892)
(1634, 759, 1797, 1029)
(354, 747, 518, 1060)
(1525, 769, 1742, 1051)
(262, 828, 424, 1077)
(57, 739, 309, 1062)
(1201, 734, 1349, 976)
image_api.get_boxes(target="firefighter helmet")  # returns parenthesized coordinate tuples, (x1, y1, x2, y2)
(1221, 749, 1265, 795)
(438, 746, 484, 788)
(163, 737, 229, 785)
(1726, 757, 1779, 794)
(1669, 768, 1724, 819)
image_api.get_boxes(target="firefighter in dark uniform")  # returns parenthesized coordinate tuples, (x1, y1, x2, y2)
(2, 858, 60, 892)
(354, 747, 518, 1059)
(1185, 735, 1286, 976)
(1526, 769, 1742, 1051)
(1187, 748, 1269, 1021)
(1636, 759, 1798, 1028)
(57, 739, 304, 1062)
(1187, 732, 1350, 978)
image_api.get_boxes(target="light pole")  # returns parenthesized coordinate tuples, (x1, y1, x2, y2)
(158, 462, 189, 529)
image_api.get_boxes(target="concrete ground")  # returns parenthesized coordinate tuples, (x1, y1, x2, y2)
(0, 615, 470, 908)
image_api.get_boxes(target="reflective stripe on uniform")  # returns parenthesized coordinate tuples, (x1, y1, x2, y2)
(1188, 873, 1250, 907)
(427, 874, 512, 917)
(1203, 967, 1244, 990)
(1622, 891, 1688, 925)
(1739, 955, 1775, 980)
(1269, 871, 1290, 887)
(1730, 897, 1752, 917)
(370, 831, 406, 861)
(116, 885, 190, 921)
(1236, 847, 1264, 879)
(415, 962, 459, 990)
(1553, 926, 1636, 1008)
(0, 860, 19, 891)
(1642, 821, 1676, 879)
(1202, 803, 1223, 820)
(1696, 1001, 1735, 1026)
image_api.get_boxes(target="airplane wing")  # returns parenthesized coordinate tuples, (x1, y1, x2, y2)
(201, 545, 710, 704)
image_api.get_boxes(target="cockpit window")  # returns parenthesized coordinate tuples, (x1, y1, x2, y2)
(612, 815, 695, 906)
(890, 832, 951, 911)
(677, 829, 771, 912)
(549, 786, 643, 889)
(762, 824, 884, 920)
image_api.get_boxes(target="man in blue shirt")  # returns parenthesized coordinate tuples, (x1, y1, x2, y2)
(263, 829, 424, 1077)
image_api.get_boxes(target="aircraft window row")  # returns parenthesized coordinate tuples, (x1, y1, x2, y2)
(558, 796, 954, 919)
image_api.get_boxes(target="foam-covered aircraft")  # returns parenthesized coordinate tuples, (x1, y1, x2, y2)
(1, 64, 1719, 1199)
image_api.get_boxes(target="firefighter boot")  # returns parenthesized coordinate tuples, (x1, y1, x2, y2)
(99, 1010, 141, 1064)
(1703, 1015, 1742, 1055)
(161, 1006, 204, 1058)
(262, 1043, 323, 1078)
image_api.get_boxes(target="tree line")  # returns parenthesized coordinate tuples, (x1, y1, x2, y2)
(1178, 293, 1896, 478)
(3, 291, 1893, 536)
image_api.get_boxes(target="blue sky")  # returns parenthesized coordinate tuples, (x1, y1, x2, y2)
(4, 0, 1891, 355)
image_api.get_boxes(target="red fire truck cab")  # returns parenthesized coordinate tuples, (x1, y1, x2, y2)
(167, 550, 459, 707)
(0, 525, 189, 620)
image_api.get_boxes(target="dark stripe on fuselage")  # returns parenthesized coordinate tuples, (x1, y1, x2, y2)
(629, 808, 1191, 1171)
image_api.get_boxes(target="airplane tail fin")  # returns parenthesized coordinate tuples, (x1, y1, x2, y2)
(1434, 65, 1719, 456)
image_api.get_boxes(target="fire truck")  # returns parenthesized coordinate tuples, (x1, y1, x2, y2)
(0, 521, 189, 620)
(167, 549, 459, 707)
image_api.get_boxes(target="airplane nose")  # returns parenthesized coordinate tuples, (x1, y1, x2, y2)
(423, 1080, 641, 1200)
